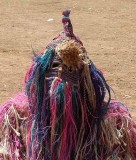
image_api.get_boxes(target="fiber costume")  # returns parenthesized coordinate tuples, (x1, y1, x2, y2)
(0, 10, 136, 160)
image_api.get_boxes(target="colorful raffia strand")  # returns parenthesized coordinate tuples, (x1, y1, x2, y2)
(0, 10, 136, 160)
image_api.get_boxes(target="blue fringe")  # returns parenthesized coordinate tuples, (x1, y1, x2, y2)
(89, 62, 111, 118)
(26, 48, 55, 158)
(51, 81, 65, 158)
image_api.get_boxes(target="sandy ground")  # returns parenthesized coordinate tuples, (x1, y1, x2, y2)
(0, 0, 136, 119)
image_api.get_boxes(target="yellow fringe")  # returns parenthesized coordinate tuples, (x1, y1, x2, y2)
(100, 115, 136, 159)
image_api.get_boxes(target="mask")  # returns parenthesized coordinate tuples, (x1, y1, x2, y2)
(25, 10, 111, 159)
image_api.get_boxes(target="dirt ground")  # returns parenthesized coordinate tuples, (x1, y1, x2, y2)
(0, 0, 136, 119)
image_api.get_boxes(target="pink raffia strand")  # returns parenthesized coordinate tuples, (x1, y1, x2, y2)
(0, 92, 31, 159)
